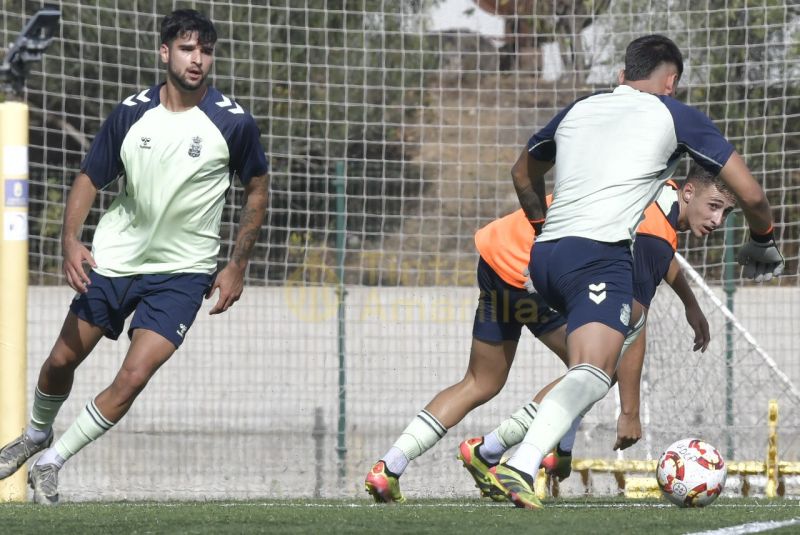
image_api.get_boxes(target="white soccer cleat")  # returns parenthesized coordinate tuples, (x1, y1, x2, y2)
(0, 431, 53, 480)
(29, 463, 60, 505)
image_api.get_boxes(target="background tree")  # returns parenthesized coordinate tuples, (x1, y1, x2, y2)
(1, 0, 437, 284)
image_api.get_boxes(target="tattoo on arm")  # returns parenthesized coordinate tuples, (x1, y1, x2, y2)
(232, 207, 260, 265)
(231, 175, 268, 266)
(516, 183, 545, 221)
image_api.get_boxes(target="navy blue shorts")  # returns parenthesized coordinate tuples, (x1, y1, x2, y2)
(69, 271, 215, 348)
(472, 257, 567, 343)
(530, 237, 633, 336)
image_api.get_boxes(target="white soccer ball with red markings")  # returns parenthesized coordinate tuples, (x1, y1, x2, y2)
(656, 438, 727, 507)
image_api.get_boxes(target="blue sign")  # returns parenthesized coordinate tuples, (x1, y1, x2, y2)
(4, 180, 28, 207)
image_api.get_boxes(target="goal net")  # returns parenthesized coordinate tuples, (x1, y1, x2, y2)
(2, 0, 798, 500)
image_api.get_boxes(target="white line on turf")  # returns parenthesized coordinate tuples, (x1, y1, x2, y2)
(11, 501, 793, 509)
(684, 517, 800, 535)
(209, 502, 792, 510)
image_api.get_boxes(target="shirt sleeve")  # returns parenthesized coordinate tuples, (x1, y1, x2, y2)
(526, 103, 576, 162)
(229, 114, 269, 186)
(80, 104, 128, 189)
(660, 97, 736, 174)
(632, 234, 675, 308)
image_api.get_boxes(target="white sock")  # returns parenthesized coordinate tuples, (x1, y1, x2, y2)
(492, 401, 539, 449)
(51, 399, 115, 465)
(29, 386, 69, 437)
(382, 447, 409, 475)
(24, 425, 51, 444)
(479, 432, 506, 465)
(559, 416, 583, 453)
(507, 364, 611, 478)
(506, 441, 545, 477)
(34, 448, 66, 469)
(382, 410, 446, 476)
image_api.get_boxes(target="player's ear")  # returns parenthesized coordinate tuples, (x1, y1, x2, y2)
(664, 73, 679, 96)
(682, 182, 695, 203)
(159, 42, 170, 64)
(618, 69, 625, 84)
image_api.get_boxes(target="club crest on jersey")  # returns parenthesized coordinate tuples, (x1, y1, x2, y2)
(620, 303, 631, 326)
(139, 137, 152, 149)
(188, 136, 202, 158)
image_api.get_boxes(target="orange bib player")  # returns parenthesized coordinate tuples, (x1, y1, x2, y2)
(472, 198, 566, 344)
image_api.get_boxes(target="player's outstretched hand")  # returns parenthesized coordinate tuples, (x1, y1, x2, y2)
(62, 236, 96, 293)
(613, 412, 641, 451)
(684, 303, 710, 352)
(206, 261, 245, 314)
(737, 233, 784, 282)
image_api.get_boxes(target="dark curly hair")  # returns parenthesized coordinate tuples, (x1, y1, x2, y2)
(160, 9, 217, 47)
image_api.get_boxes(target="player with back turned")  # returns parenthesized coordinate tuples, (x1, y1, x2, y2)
(0, 9, 269, 504)
(491, 34, 783, 509)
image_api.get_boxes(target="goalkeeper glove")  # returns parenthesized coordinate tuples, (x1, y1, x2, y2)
(737, 226, 784, 282)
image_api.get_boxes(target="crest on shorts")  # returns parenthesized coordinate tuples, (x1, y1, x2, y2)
(188, 136, 202, 158)
(620, 303, 631, 326)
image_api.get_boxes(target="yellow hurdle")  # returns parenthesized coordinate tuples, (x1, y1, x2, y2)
(766, 399, 779, 498)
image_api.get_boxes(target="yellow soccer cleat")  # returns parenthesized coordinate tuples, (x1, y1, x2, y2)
(493, 463, 544, 510)
(364, 461, 406, 504)
(541, 449, 573, 481)
(457, 437, 506, 502)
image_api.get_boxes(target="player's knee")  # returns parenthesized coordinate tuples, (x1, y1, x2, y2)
(43, 349, 81, 373)
(475, 382, 504, 404)
(111, 367, 153, 400)
(459, 371, 505, 404)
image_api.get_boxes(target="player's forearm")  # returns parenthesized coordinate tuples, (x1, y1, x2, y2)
(229, 174, 269, 269)
(511, 150, 550, 222)
(616, 329, 645, 416)
(665, 259, 699, 310)
(719, 152, 773, 234)
(61, 173, 98, 245)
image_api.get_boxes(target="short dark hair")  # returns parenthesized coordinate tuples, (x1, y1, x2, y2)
(160, 9, 217, 46)
(624, 34, 683, 81)
(683, 162, 735, 204)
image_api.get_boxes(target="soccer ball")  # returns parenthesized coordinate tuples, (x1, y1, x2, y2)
(656, 438, 727, 507)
